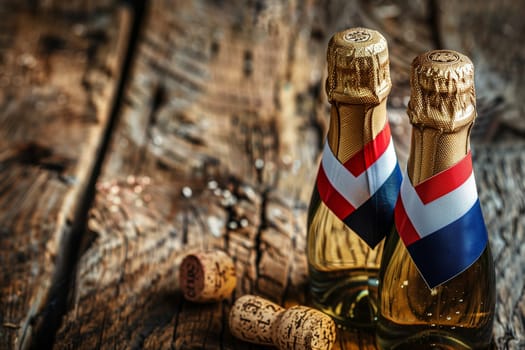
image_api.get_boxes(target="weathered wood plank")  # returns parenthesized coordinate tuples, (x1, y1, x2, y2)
(0, 6, 130, 350)
(53, 0, 387, 348)
(54, 0, 307, 347)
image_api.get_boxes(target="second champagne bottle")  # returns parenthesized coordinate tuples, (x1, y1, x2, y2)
(377, 50, 496, 349)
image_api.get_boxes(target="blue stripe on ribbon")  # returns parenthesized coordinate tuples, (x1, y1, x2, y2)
(344, 164, 402, 248)
(406, 200, 488, 288)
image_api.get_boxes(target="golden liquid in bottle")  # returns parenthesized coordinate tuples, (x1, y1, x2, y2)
(307, 101, 389, 328)
(376, 50, 496, 348)
(377, 232, 495, 349)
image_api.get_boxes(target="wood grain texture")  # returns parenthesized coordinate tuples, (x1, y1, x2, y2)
(6, 0, 521, 349)
(53, 1, 389, 348)
(0, 1, 115, 14)
(474, 143, 525, 349)
(0, 6, 130, 350)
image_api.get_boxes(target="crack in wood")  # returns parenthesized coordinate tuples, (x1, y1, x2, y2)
(24, 3, 141, 350)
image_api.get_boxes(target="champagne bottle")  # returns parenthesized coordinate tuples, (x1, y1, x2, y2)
(376, 50, 496, 349)
(307, 28, 402, 328)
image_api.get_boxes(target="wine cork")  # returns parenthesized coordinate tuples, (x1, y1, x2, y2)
(229, 295, 284, 345)
(408, 49, 476, 131)
(326, 27, 391, 104)
(179, 250, 236, 303)
(274, 306, 337, 350)
(229, 295, 337, 350)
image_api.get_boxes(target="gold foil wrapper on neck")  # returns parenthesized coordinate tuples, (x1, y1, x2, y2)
(326, 27, 391, 104)
(407, 50, 478, 184)
(408, 50, 477, 131)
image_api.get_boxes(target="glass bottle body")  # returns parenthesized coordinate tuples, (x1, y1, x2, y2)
(376, 229, 495, 349)
(376, 48, 496, 349)
(307, 103, 389, 328)
(307, 191, 383, 328)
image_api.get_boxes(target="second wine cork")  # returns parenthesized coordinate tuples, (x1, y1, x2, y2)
(179, 250, 236, 303)
(229, 295, 284, 345)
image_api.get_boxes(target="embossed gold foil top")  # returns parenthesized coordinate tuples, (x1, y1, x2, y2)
(326, 28, 391, 104)
(408, 50, 476, 131)
(407, 50, 477, 185)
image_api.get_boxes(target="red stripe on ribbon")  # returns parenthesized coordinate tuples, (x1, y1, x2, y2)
(395, 197, 420, 246)
(414, 151, 473, 204)
(345, 122, 392, 177)
(316, 165, 356, 219)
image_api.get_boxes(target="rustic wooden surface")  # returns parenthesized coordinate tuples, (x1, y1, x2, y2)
(0, 1, 524, 349)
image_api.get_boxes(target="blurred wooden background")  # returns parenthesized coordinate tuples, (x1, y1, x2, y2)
(0, 1, 523, 349)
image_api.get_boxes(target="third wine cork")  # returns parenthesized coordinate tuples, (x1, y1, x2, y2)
(274, 305, 337, 350)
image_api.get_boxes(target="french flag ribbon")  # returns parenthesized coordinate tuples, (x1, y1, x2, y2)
(316, 123, 402, 248)
(395, 151, 488, 288)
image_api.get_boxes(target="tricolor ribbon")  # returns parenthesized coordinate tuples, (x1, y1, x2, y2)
(395, 151, 488, 288)
(316, 123, 402, 248)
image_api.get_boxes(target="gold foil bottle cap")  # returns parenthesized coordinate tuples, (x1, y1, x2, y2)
(408, 50, 477, 131)
(326, 27, 391, 104)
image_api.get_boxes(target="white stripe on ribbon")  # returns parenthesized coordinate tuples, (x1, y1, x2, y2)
(399, 171, 478, 238)
(321, 137, 398, 209)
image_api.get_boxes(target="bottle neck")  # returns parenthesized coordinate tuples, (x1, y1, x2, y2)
(327, 99, 388, 163)
(407, 120, 473, 186)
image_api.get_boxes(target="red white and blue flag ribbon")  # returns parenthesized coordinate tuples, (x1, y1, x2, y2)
(316, 123, 402, 248)
(394, 152, 488, 288)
